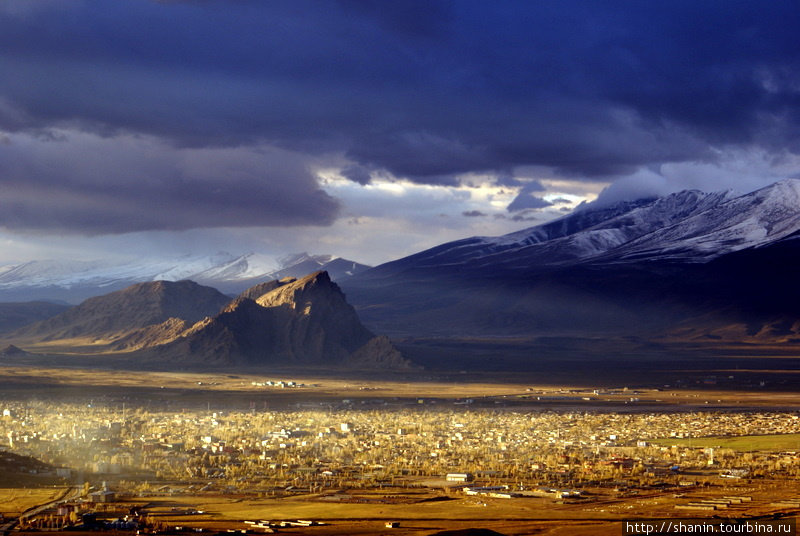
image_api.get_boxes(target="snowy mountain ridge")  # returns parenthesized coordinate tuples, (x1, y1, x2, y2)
(367, 179, 800, 279)
(344, 179, 800, 343)
(603, 178, 800, 262)
(0, 252, 368, 303)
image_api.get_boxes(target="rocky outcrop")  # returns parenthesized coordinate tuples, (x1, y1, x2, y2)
(0, 344, 27, 357)
(158, 271, 411, 368)
(347, 335, 411, 368)
(236, 278, 293, 300)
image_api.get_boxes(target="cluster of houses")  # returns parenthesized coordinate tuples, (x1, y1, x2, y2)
(249, 379, 310, 388)
(1, 400, 799, 496)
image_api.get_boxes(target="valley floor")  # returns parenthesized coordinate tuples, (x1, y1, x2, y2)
(0, 364, 798, 536)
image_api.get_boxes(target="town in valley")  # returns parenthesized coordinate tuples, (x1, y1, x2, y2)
(1, 368, 798, 536)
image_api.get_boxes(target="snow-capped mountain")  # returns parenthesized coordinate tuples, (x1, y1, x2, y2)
(363, 179, 800, 279)
(603, 179, 800, 262)
(344, 179, 800, 343)
(0, 252, 369, 303)
(0, 253, 246, 291)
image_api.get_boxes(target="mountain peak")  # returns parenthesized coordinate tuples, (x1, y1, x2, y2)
(254, 271, 337, 309)
(157, 270, 410, 368)
(752, 177, 800, 202)
(0, 344, 27, 357)
(278, 252, 336, 267)
(13, 279, 231, 342)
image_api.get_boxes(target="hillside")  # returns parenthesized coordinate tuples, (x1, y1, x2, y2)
(11, 280, 231, 343)
(154, 272, 410, 367)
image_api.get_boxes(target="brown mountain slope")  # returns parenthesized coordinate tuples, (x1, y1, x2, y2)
(110, 317, 193, 351)
(12, 280, 231, 343)
(236, 277, 293, 300)
(154, 271, 410, 367)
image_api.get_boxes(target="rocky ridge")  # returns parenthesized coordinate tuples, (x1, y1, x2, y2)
(155, 272, 410, 367)
(6, 272, 409, 369)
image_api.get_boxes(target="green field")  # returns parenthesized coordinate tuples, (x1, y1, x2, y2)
(652, 433, 800, 451)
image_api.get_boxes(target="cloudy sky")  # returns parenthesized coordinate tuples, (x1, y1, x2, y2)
(1, 0, 799, 267)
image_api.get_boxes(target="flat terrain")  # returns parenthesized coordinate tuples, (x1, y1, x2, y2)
(32, 481, 798, 536)
(0, 488, 67, 517)
(1, 363, 800, 411)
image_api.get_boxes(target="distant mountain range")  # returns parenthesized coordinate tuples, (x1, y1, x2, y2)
(0, 252, 369, 303)
(3, 179, 800, 371)
(343, 179, 800, 347)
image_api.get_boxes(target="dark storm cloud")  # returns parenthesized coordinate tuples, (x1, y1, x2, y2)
(0, 0, 799, 232)
(340, 165, 373, 186)
(506, 180, 551, 212)
(0, 134, 339, 233)
(507, 195, 552, 212)
(510, 212, 540, 223)
(462, 210, 487, 218)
